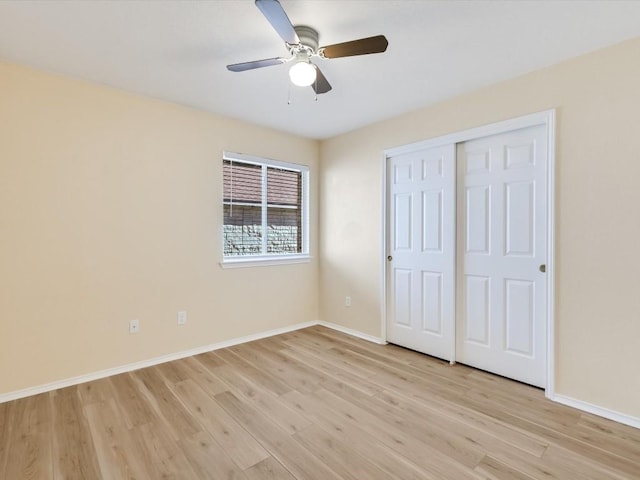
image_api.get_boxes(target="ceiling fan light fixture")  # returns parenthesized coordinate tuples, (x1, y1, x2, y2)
(289, 60, 316, 87)
(227, 0, 388, 95)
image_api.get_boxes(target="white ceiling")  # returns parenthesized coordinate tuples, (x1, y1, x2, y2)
(1, 1, 639, 139)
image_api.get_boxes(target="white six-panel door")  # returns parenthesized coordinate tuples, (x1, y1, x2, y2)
(386, 122, 548, 387)
(386, 145, 456, 361)
(456, 125, 547, 387)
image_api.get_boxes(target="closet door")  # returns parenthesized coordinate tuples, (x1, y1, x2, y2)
(386, 145, 456, 361)
(456, 125, 547, 387)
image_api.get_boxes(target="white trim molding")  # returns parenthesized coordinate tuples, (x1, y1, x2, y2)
(544, 109, 557, 400)
(385, 110, 556, 156)
(550, 393, 640, 430)
(318, 320, 387, 345)
(380, 151, 389, 344)
(220, 255, 311, 268)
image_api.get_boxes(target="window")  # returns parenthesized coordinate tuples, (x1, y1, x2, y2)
(222, 152, 309, 266)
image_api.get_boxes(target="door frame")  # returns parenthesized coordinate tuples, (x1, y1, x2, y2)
(381, 109, 556, 396)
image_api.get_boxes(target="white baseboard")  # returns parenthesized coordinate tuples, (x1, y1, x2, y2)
(317, 320, 387, 345)
(0, 320, 317, 404)
(8, 320, 637, 432)
(550, 393, 640, 430)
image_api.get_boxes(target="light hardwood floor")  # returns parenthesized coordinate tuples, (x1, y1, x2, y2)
(1, 325, 639, 479)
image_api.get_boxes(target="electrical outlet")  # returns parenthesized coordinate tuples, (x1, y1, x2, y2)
(177, 310, 187, 325)
(129, 319, 140, 334)
(345, 296, 351, 307)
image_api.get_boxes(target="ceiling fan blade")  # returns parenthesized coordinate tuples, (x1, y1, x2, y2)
(312, 65, 332, 94)
(226, 57, 287, 72)
(255, 0, 300, 45)
(320, 35, 388, 59)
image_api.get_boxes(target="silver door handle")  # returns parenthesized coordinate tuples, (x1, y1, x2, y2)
(539, 264, 546, 273)
(387, 255, 393, 261)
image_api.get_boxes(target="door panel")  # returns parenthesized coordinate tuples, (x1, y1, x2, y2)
(505, 181, 534, 256)
(505, 279, 534, 356)
(386, 145, 455, 361)
(464, 275, 490, 345)
(422, 190, 442, 252)
(421, 271, 443, 334)
(456, 125, 547, 387)
(393, 269, 412, 327)
(465, 185, 491, 253)
(394, 193, 412, 250)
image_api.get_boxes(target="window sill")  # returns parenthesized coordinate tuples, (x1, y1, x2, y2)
(220, 255, 312, 269)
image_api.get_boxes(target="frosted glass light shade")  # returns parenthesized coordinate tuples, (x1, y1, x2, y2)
(289, 61, 316, 87)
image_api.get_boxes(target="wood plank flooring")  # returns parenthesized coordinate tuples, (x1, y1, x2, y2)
(1, 325, 639, 479)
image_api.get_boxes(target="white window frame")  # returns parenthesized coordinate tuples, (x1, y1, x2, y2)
(221, 151, 310, 268)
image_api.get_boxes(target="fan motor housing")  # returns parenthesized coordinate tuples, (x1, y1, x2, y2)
(294, 25, 319, 51)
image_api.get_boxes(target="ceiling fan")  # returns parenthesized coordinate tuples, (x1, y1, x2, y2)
(226, 0, 389, 94)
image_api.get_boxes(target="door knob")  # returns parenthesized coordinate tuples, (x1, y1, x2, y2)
(387, 255, 393, 261)
(539, 264, 546, 273)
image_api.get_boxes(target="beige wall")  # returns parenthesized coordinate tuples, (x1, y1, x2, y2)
(0, 62, 319, 396)
(320, 37, 640, 418)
